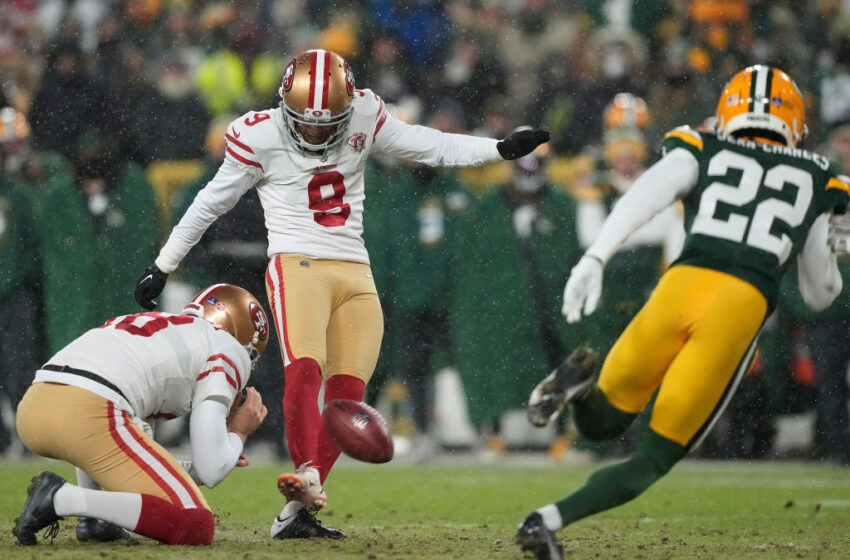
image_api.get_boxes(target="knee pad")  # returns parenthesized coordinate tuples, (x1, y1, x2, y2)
(170, 508, 214, 546)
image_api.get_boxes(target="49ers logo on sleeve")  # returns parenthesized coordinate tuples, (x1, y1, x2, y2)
(282, 59, 296, 92)
(344, 63, 355, 96)
(347, 132, 366, 152)
(249, 301, 269, 340)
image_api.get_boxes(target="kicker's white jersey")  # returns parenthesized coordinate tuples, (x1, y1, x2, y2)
(33, 312, 250, 422)
(155, 89, 501, 272)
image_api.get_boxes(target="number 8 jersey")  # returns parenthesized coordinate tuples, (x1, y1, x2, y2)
(155, 90, 501, 271)
(662, 126, 850, 310)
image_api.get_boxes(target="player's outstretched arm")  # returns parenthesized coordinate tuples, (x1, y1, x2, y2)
(496, 128, 550, 160)
(134, 264, 168, 310)
(561, 147, 698, 324)
(562, 256, 604, 324)
(799, 212, 843, 311)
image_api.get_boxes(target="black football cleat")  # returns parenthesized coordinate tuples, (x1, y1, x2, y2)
(76, 517, 137, 543)
(13, 472, 66, 546)
(270, 508, 346, 540)
(516, 512, 563, 560)
(527, 346, 598, 427)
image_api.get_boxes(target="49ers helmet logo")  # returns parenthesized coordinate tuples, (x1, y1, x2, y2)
(281, 59, 296, 92)
(344, 63, 355, 96)
(249, 301, 269, 340)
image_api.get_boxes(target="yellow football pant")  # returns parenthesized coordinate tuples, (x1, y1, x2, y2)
(597, 265, 767, 448)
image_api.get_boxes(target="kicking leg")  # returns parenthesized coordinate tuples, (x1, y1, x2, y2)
(316, 374, 366, 483)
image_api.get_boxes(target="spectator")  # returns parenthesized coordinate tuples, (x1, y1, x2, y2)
(36, 127, 159, 355)
(28, 40, 114, 160)
(777, 122, 850, 465)
(0, 107, 42, 454)
(451, 142, 584, 446)
(569, 94, 683, 458)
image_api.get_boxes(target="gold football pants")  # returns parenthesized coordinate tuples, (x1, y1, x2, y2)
(265, 255, 384, 383)
(597, 265, 767, 448)
(17, 383, 209, 509)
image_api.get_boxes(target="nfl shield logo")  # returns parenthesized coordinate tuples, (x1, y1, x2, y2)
(347, 132, 366, 152)
(351, 410, 373, 430)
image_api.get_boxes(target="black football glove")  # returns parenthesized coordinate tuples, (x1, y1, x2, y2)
(496, 128, 550, 160)
(134, 264, 168, 311)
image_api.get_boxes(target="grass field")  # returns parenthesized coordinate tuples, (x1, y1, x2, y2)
(2, 458, 850, 559)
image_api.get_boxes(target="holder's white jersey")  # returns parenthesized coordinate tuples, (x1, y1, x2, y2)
(155, 89, 501, 272)
(33, 312, 250, 422)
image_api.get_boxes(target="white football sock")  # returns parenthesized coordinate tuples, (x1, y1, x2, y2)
(537, 504, 563, 532)
(53, 484, 143, 531)
(75, 468, 100, 490)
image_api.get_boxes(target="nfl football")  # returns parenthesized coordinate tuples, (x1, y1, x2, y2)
(323, 399, 394, 463)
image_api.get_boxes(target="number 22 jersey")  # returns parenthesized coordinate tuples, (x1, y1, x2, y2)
(155, 90, 501, 272)
(662, 127, 850, 309)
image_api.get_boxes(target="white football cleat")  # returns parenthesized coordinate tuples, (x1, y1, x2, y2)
(277, 462, 327, 512)
(527, 346, 598, 428)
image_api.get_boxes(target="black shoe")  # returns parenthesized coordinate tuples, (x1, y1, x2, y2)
(527, 346, 598, 427)
(76, 517, 137, 543)
(13, 472, 66, 546)
(516, 512, 563, 560)
(270, 508, 346, 540)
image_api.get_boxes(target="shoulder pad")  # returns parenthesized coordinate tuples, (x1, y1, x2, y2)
(662, 126, 704, 151)
(826, 173, 850, 196)
(224, 110, 276, 173)
(352, 89, 384, 119)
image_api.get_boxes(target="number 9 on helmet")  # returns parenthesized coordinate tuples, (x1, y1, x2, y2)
(182, 284, 270, 369)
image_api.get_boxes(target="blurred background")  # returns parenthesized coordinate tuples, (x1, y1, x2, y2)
(1, 0, 850, 467)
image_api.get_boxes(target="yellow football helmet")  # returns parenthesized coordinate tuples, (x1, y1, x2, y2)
(603, 93, 650, 130)
(183, 284, 270, 369)
(716, 65, 806, 148)
(278, 49, 355, 155)
(0, 107, 30, 143)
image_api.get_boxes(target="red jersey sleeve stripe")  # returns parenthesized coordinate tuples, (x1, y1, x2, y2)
(207, 354, 243, 388)
(197, 366, 227, 381)
(226, 147, 264, 172)
(197, 367, 237, 390)
(225, 133, 255, 154)
(374, 112, 388, 141)
(375, 96, 384, 120)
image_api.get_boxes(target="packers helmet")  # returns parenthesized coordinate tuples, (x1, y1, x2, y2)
(716, 65, 806, 148)
(0, 107, 30, 143)
(278, 49, 355, 155)
(183, 284, 270, 369)
(603, 93, 650, 130)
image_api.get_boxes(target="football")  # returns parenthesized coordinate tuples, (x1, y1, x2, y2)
(323, 399, 394, 463)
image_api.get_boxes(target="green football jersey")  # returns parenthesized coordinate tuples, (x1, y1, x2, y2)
(660, 126, 850, 310)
